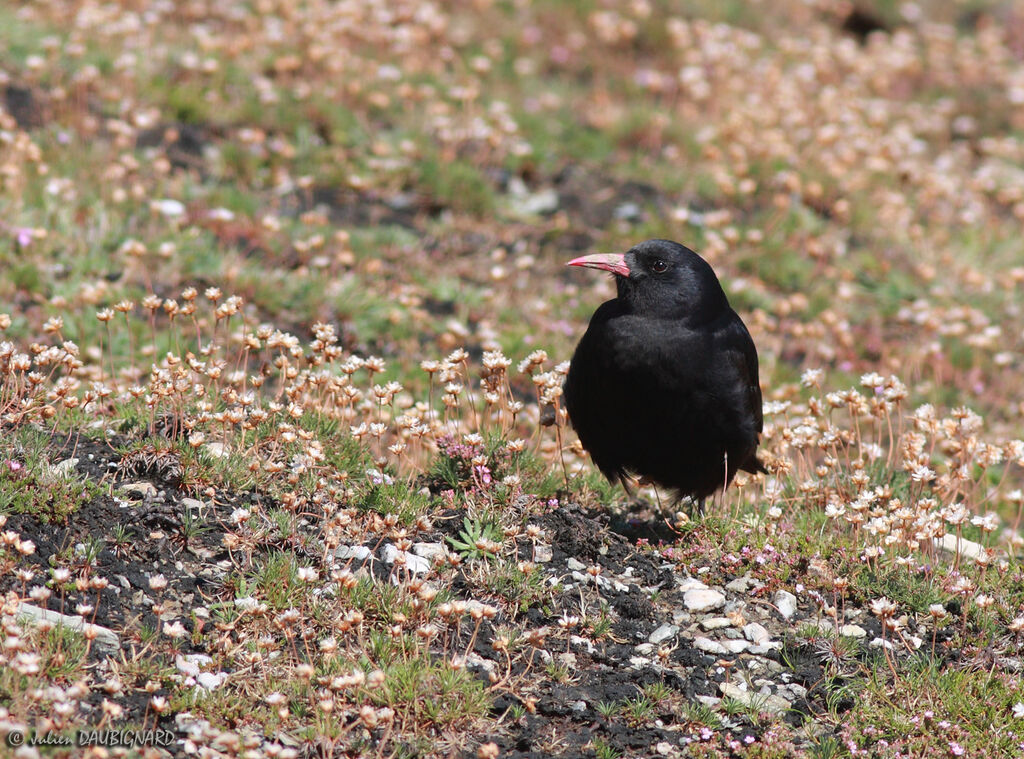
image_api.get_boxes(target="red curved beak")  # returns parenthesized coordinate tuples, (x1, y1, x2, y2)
(567, 253, 630, 277)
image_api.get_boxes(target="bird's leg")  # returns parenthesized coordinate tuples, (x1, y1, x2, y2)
(636, 475, 664, 511)
(619, 475, 635, 498)
(554, 405, 570, 489)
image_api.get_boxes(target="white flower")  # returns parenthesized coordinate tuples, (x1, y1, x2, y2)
(971, 513, 1000, 532)
(860, 372, 885, 389)
(869, 597, 897, 618)
(800, 368, 823, 387)
(942, 503, 970, 526)
(148, 573, 168, 591)
(163, 620, 187, 638)
(910, 465, 935, 483)
(974, 594, 995, 609)
(234, 596, 259, 611)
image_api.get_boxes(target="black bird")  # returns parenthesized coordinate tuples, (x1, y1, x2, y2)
(564, 239, 765, 510)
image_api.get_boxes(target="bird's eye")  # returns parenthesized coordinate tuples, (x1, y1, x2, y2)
(651, 259, 668, 274)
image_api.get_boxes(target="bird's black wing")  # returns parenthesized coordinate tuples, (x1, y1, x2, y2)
(563, 299, 632, 484)
(730, 312, 762, 433)
(718, 311, 765, 473)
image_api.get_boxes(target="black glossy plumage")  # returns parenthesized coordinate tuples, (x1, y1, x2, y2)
(564, 239, 764, 508)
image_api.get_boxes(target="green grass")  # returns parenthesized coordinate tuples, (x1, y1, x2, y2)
(844, 660, 1024, 756)
(0, 428, 103, 523)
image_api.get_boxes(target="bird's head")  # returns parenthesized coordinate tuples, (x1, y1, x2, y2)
(568, 239, 729, 322)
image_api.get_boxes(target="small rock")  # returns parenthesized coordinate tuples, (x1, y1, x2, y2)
(570, 700, 587, 713)
(204, 442, 229, 458)
(745, 659, 768, 675)
(508, 185, 559, 217)
(997, 657, 1023, 672)
(721, 639, 748, 654)
(18, 603, 120, 654)
(774, 589, 798, 619)
(628, 656, 651, 669)
(634, 643, 655, 655)
(778, 683, 807, 700)
(671, 609, 691, 626)
(52, 458, 79, 477)
(334, 545, 372, 562)
(656, 741, 673, 756)
(935, 533, 985, 560)
(120, 482, 157, 498)
(747, 641, 783, 653)
(196, 671, 227, 691)
(720, 682, 791, 714)
(840, 624, 867, 638)
(743, 622, 771, 646)
(684, 588, 726, 612)
(570, 635, 595, 653)
(694, 636, 727, 655)
(869, 637, 895, 650)
(648, 623, 679, 645)
(176, 653, 213, 677)
(412, 542, 446, 561)
(695, 695, 721, 708)
(594, 574, 616, 591)
(725, 575, 759, 593)
(465, 652, 497, 674)
(701, 616, 733, 631)
(533, 544, 553, 563)
(720, 682, 747, 700)
(566, 557, 587, 571)
(678, 577, 709, 592)
(181, 498, 206, 510)
(380, 544, 431, 575)
(386, 192, 415, 210)
(614, 201, 642, 221)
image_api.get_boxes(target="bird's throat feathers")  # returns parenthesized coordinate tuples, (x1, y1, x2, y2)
(615, 271, 729, 324)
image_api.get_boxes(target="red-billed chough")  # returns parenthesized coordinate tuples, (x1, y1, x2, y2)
(564, 239, 765, 511)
